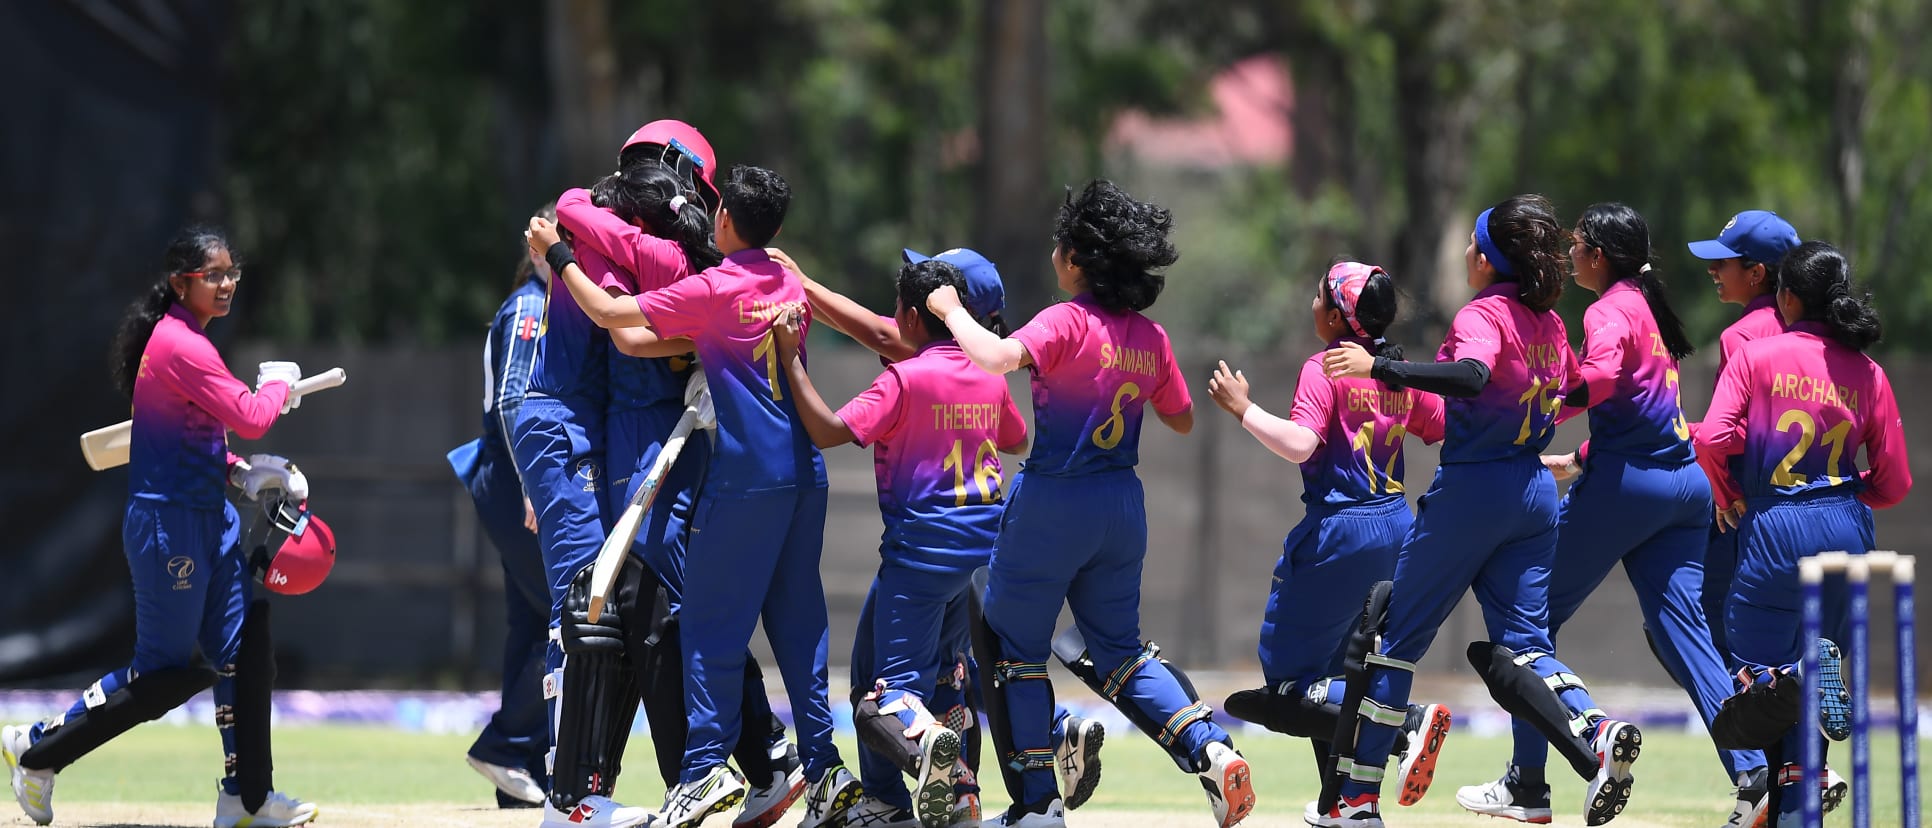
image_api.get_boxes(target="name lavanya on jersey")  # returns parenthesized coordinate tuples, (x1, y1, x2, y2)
(737, 299, 808, 324)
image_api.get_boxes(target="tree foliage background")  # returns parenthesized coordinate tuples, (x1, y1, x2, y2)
(217, 0, 1932, 357)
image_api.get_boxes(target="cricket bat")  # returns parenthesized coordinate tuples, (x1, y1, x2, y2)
(79, 367, 349, 471)
(586, 405, 700, 623)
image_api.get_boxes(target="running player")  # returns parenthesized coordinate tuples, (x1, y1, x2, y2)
(924, 180, 1255, 828)
(535, 165, 856, 828)
(1685, 210, 1800, 667)
(1455, 203, 1768, 825)
(772, 257, 1026, 828)
(1693, 241, 1911, 828)
(3, 228, 317, 828)
(1321, 195, 1640, 827)
(456, 206, 555, 809)
(1207, 261, 1450, 809)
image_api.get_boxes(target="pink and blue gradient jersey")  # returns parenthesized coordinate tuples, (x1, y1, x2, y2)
(557, 188, 698, 413)
(1288, 341, 1445, 506)
(837, 341, 1028, 569)
(1694, 322, 1911, 509)
(635, 249, 827, 493)
(1570, 280, 1695, 464)
(528, 205, 610, 405)
(1717, 294, 1786, 377)
(1436, 283, 1581, 464)
(1009, 294, 1191, 477)
(128, 305, 289, 508)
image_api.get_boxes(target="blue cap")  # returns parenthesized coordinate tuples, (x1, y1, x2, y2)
(903, 247, 1004, 318)
(1688, 210, 1800, 265)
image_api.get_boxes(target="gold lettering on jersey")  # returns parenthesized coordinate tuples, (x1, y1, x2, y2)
(1346, 387, 1415, 415)
(1770, 373, 1860, 413)
(1523, 342, 1562, 370)
(1098, 342, 1159, 377)
(932, 403, 1002, 432)
(1649, 332, 1669, 358)
(738, 299, 808, 324)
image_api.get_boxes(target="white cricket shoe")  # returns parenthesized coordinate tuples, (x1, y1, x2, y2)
(3, 725, 53, 826)
(1197, 741, 1255, 828)
(912, 725, 961, 828)
(541, 794, 659, 827)
(1726, 767, 1770, 828)
(661, 765, 748, 828)
(735, 737, 805, 828)
(467, 754, 546, 805)
(1455, 764, 1553, 824)
(989, 798, 1064, 828)
(1302, 792, 1383, 828)
(1584, 719, 1641, 826)
(1395, 703, 1451, 806)
(1054, 715, 1103, 809)
(213, 784, 319, 827)
(799, 764, 864, 828)
(845, 796, 919, 828)
(1822, 766, 1848, 814)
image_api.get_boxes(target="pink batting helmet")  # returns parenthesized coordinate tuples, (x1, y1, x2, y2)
(621, 119, 719, 207)
(262, 508, 336, 596)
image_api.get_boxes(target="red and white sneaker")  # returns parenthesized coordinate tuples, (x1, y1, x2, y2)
(1304, 792, 1383, 828)
(1197, 741, 1254, 828)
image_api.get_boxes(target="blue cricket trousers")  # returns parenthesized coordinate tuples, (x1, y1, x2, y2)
(984, 470, 1228, 805)
(1509, 454, 1762, 776)
(678, 485, 839, 784)
(1258, 497, 1410, 689)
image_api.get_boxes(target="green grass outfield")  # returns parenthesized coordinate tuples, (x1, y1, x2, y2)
(23, 724, 1926, 827)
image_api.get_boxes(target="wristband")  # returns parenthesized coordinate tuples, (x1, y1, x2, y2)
(545, 241, 576, 276)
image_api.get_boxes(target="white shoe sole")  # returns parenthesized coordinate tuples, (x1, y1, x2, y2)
(1584, 722, 1641, 826)
(1058, 722, 1103, 810)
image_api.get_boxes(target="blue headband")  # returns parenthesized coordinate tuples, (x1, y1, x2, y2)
(1474, 207, 1516, 278)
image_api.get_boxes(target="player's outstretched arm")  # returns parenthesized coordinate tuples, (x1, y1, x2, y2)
(927, 284, 1029, 374)
(773, 310, 856, 449)
(1209, 360, 1316, 463)
(527, 217, 653, 329)
(769, 247, 918, 363)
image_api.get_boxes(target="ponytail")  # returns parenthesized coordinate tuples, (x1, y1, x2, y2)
(607, 162, 724, 271)
(1778, 241, 1881, 351)
(1575, 202, 1694, 360)
(1485, 195, 1567, 313)
(110, 227, 229, 397)
(1321, 260, 1406, 365)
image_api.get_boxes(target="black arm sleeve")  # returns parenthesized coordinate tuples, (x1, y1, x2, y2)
(1562, 384, 1591, 409)
(1370, 357, 1491, 398)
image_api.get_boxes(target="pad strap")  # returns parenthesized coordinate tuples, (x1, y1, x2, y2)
(1365, 652, 1416, 672)
(994, 660, 1048, 684)
(1335, 756, 1385, 784)
(1359, 697, 1407, 728)
(1158, 701, 1213, 747)
(1101, 647, 1156, 700)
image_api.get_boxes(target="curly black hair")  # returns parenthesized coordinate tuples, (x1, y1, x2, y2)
(1053, 180, 1179, 312)
(1486, 194, 1567, 313)
(896, 259, 968, 337)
